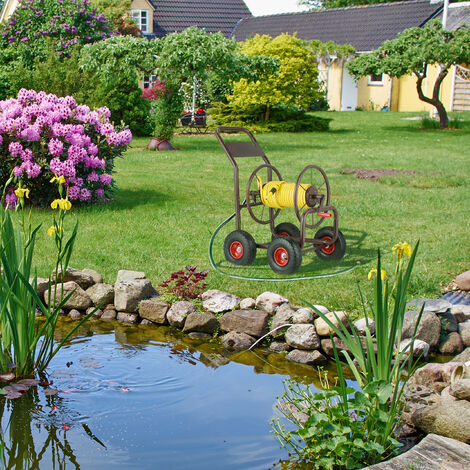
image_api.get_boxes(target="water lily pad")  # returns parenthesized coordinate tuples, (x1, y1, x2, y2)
(18, 378, 40, 386)
(0, 373, 15, 382)
(5, 391, 22, 399)
(50, 369, 78, 378)
(79, 357, 103, 369)
(4, 384, 27, 393)
(43, 388, 59, 396)
(0, 388, 7, 395)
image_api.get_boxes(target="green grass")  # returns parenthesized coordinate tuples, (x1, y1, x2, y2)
(27, 111, 470, 313)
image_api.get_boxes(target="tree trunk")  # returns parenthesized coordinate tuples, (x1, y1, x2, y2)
(414, 65, 449, 129)
(264, 104, 271, 122)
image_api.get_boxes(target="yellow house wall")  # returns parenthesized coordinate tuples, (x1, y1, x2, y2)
(357, 75, 391, 110)
(131, 0, 154, 34)
(0, 0, 19, 23)
(326, 62, 343, 111)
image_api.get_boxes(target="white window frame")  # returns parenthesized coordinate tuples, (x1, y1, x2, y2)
(131, 9, 149, 34)
(368, 73, 384, 86)
(143, 74, 157, 89)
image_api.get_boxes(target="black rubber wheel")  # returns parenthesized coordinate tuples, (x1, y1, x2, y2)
(272, 222, 301, 240)
(267, 237, 302, 275)
(314, 226, 346, 261)
(224, 230, 257, 266)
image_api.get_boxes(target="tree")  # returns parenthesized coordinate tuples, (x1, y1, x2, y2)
(347, 21, 470, 129)
(299, 0, 406, 9)
(228, 33, 322, 121)
(90, 0, 142, 36)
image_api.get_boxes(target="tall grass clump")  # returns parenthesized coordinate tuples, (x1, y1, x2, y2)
(272, 241, 424, 469)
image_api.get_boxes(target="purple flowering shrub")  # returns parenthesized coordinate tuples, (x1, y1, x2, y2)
(0, 88, 132, 207)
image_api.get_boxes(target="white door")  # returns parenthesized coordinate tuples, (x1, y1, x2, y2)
(341, 66, 358, 111)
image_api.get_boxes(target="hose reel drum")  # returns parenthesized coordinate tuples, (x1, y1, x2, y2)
(215, 127, 346, 275)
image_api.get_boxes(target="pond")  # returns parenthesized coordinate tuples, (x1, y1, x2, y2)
(0, 320, 338, 470)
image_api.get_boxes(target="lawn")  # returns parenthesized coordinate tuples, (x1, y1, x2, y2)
(29, 111, 470, 313)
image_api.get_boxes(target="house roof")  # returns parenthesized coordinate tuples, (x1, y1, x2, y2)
(444, 2, 470, 30)
(231, 0, 443, 52)
(148, 0, 252, 39)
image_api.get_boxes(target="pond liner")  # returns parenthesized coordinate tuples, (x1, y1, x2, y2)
(440, 290, 470, 305)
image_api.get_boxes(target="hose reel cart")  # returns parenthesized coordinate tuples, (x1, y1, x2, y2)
(215, 127, 346, 275)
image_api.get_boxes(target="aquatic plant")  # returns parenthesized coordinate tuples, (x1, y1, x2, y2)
(159, 265, 209, 301)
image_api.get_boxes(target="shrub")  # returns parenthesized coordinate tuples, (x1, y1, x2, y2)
(159, 265, 209, 301)
(0, 89, 131, 207)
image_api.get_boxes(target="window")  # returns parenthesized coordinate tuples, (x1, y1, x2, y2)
(143, 74, 157, 89)
(131, 9, 149, 34)
(368, 73, 384, 86)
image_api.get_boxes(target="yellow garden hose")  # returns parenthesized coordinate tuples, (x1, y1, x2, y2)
(256, 176, 313, 209)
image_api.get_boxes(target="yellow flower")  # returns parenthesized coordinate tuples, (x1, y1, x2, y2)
(14, 182, 30, 199)
(50, 198, 72, 211)
(47, 226, 63, 236)
(368, 268, 387, 280)
(50, 173, 66, 185)
(392, 242, 412, 258)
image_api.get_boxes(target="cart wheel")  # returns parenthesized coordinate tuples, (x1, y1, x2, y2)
(224, 230, 257, 266)
(314, 226, 346, 261)
(273, 222, 301, 240)
(267, 237, 302, 275)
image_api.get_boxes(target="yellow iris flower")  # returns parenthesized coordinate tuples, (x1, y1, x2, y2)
(392, 242, 412, 258)
(50, 173, 66, 185)
(47, 226, 64, 236)
(368, 268, 387, 280)
(14, 182, 30, 199)
(51, 198, 72, 211)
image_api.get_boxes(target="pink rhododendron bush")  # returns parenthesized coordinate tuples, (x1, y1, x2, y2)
(0, 88, 132, 207)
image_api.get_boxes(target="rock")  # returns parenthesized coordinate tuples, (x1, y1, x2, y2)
(286, 349, 327, 366)
(406, 298, 452, 314)
(438, 310, 459, 333)
(403, 384, 441, 413)
(201, 289, 240, 313)
(321, 337, 350, 357)
(68, 309, 82, 319)
(44, 281, 93, 310)
(114, 279, 156, 313)
(139, 299, 169, 324)
(221, 331, 255, 350)
(52, 267, 94, 290)
(33, 277, 49, 299)
(293, 308, 314, 324)
(239, 298, 255, 309)
(86, 307, 103, 319)
(86, 283, 114, 307)
(117, 312, 139, 324)
(354, 317, 376, 336)
(311, 305, 329, 315)
(399, 338, 430, 359)
(188, 332, 212, 338)
(116, 270, 146, 282)
(439, 332, 464, 355)
(219, 310, 269, 338)
(455, 270, 470, 291)
(454, 347, 470, 363)
(452, 305, 470, 323)
(314, 311, 350, 336)
(101, 309, 117, 321)
(82, 268, 103, 284)
(450, 379, 470, 401)
(183, 312, 218, 335)
(140, 319, 153, 326)
(167, 301, 197, 328)
(255, 292, 288, 314)
(402, 310, 441, 348)
(410, 362, 462, 392)
(458, 321, 470, 347)
(285, 324, 320, 350)
(440, 385, 458, 403)
(269, 341, 291, 352)
(412, 399, 470, 444)
(271, 305, 294, 335)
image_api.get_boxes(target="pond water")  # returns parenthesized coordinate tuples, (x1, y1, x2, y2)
(0, 320, 337, 470)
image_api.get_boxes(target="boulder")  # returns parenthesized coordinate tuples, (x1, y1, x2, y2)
(454, 347, 470, 363)
(271, 305, 294, 335)
(68, 309, 82, 319)
(140, 319, 153, 326)
(116, 270, 146, 283)
(451, 305, 470, 323)
(52, 266, 94, 290)
(286, 349, 327, 366)
(321, 337, 350, 357)
(201, 289, 240, 313)
(269, 341, 291, 353)
(167, 301, 197, 328)
(33, 277, 49, 299)
(82, 268, 103, 284)
(402, 310, 441, 348)
(439, 332, 464, 356)
(458, 321, 470, 347)
(399, 338, 430, 359)
(412, 399, 470, 444)
(117, 312, 139, 324)
(314, 311, 350, 337)
(221, 331, 255, 351)
(450, 379, 470, 401)
(354, 317, 376, 336)
(311, 305, 329, 316)
(293, 308, 314, 324)
(406, 298, 452, 314)
(183, 312, 218, 335)
(255, 292, 288, 314)
(410, 362, 462, 392)
(239, 298, 255, 310)
(101, 309, 117, 321)
(44, 281, 92, 310)
(438, 310, 459, 333)
(114, 279, 156, 313)
(139, 299, 169, 324)
(86, 283, 114, 307)
(86, 307, 103, 319)
(285, 324, 320, 350)
(219, 310, 269, 338)
(455, 270, 470, 291)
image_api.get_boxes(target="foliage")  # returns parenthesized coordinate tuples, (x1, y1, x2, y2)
(347, 21, 470, 129)
(159, 265, 208, 301)
(90, 0, 141, 36)
(272, 376, 402, 469)
(228, 34, 323, 121)
(299, 0, 405, 9)
(308, 40, 355, 61)
(420, 116, 463, 130)
(209, 102, 331, 132)
(0, 89, 131, 207)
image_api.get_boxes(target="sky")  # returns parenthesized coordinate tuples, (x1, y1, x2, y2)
(243, 0, 309, 16)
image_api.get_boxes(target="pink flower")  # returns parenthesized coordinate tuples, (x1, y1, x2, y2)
(68, 186, 80, 200)
(95, 187, 105, 197)
(48, 138, 63, 156)
(100, 174, 111, 185)
(87, 172, 99, 182)
(9, 141, 23, 157)
(79, 188, 91, 201)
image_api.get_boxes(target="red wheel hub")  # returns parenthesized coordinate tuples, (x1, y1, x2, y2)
(321, 236, 335, 255)
(279, 231, 290, 237)
(274, 247, 289, 266)
(230, 241, 244, 259)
